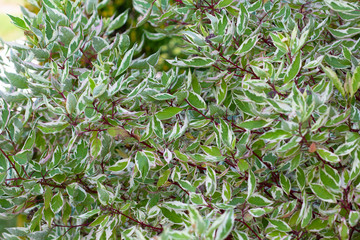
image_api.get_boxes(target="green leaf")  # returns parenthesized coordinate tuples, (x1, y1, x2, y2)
(280, 174, 291, 195)
(206, 166, 217, 196)
(167, 57, 215, 68)
(325, 108, 351, 127)
(107, 126, 128, 138)
(214, 209, 234, 240)
(157, 169, 171, 187)
(219, 119, 235, 149)
(237, 119, 271, 130)
(178, 180, 196, 192)
(187, 92, 207, 110)
(108, 9, 129, 32)
(247, 170, 256, 199)
(85, 0, 97, 13)
(62, 201, 71, 224)
(248, 0, 262, 12)
(248, 194, 273, 206)
(7, 14, 28, 30)
(268, 219, 292, 232)
(236, 4, 248, 36)
(77, 209, 101, 219)
(216, 79, 227, 105)
(284, 53, 302, 84)
(324, 54, 351, 69)
(182, 31, 206, 46)
(238, 159, 249, 172)
(90, 138, 102, 158)
(151, 93, 175, 101)
(322, 66, 345, 97)
(66, 93, 77, 114)
(38, 122, 69, 134)
(278, 136, 301, 153)
(243, 89, 265, 103)
(316, 148, 340, 163)
(324, 0, 356, 12)
(190, 193, 207, 205)
(215, 0, 233, 8)
(303, 56, 324, 69)
(270, 32, 287, 52)
(201, 146, 222, 157)
(339, 218, 349, 240)
(351, 66, 360, 97)
(44, 207, 54, 226)
(147, 50, 161, 67)
(156, 107, 183, 120)
(188, 206, 206, 234)
(349, 211, 360, 227)
(250, 65, 269, 79)
(0, 154, 8, 178)
(307, 218, 328, 231)
(152, 116, 165, 138)
(222, 181, 232, 203)
(296, 168, 306, 190)
(259, 129, 292, 141)
(29, 207, 43, 231)
(319, 168, 340, 192)
(108, 158, 129, 171)
(135, 151, 149, 180)
(309, 183, 337, 203)
(116, 46, 135, 76)
(59, 26, 75, 45)
(127, 79, 147, 98)
(92, 37, 109, 53)
(44, 187, 52, 210)
(300, 196, 312, 228)
(189, 119, 211, 129)
(13, 150, 31, 165)
(320, 165, 340, 191)
(50, 192, 63, 214)
(97, 182, 110, 205)
(144, 30, 166, 41)
(43, 3, 68, 25)
(342, 46, 352, 62)
(136, 1, 155, 27)
(160, 207, 183, 224)
(117, 34, 130, 53)
(93, 84, 107, 98)
(334, 140, 358, 156)
(5, 72, 28, 89)
(248, 208, 266, 218)
(328, 27, 360, 38)
(235, 35, 258, 56)
(89, 215, 107, 227)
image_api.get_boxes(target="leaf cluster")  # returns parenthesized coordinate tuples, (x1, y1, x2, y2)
(1, 0, 360, 239)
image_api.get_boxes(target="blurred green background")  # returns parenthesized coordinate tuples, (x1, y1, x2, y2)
(0, 0, 24, 41)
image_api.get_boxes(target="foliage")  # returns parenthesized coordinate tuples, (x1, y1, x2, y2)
(0, 14, 24, 41)
(1, 0, 360, 239)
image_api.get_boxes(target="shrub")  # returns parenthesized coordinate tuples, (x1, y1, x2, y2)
(1, 0, 360, 239)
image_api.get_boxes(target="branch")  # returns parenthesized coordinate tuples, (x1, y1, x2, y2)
(235, 219, 262, 240)
(185, 99, 210, 120)
(53, 223, 90, 228)
(168, 179, 190, 195)
(0, 147, 23, 179)
(103, 206, 163, 233)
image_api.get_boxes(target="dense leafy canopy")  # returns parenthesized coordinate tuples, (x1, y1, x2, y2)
(1, 0, 360, 239)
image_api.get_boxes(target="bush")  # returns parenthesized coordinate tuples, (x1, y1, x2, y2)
(1, 0, 360, 239)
